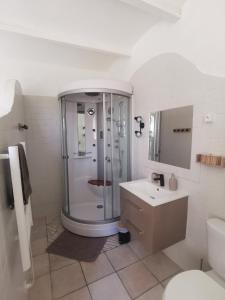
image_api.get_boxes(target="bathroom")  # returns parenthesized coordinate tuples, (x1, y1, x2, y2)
(0, 0, 225, 299)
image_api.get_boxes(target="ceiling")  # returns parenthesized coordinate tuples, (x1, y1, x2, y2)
(0, 0, 187, 57)
(120, 0, 186, 17)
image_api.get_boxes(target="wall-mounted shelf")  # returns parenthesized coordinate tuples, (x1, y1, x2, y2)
(196, 154, 225, 167)
(173, 128, 191, 133)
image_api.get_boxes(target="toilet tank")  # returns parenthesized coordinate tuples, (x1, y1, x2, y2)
(207, 218, 225, 279)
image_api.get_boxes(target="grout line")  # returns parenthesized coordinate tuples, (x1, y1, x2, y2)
(113, 248, 162, 299)
(77, 253, 115, 287)
(79, 261, 93, 300)
(56, 286, 91, 300)
(116, 271, 133, 299)
(159, 269, 182, 286)
(103, 248, 133, 299)
(79, 261, 88, 286)
(105, 254, 140, 273)
(35, 247, 162, 299)
(160, 282, 165, 289)
(132, 282, 161, 300)
(32, 218, 54, 300)
(127, 242, 151, 260)
(115, 259, 160, 300)
(50, 263, 87, 300)
(48, 257, 79, 273)
(141, 260, 162, 284)
(44, 217, 54, 300)
(86, 284, 93, 300)
(49, 260, 80, 275)
(48, 254, 54, 300)
(31, 229, 176, 300)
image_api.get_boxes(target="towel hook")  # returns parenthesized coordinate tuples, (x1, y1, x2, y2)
(18, 123, 29, 131)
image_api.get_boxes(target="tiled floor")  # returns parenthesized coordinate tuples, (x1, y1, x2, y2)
(29, 216, 182, 300)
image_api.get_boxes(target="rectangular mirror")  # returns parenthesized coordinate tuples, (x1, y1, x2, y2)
(149, 105, 193, 169)
(77, 102, 86, 156)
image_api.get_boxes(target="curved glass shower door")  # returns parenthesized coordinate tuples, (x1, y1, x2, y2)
(103, 93, 130, 220)
(61, 91, 130, 224)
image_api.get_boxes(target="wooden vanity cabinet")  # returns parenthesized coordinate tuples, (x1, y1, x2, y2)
(120, 187, 188, 254)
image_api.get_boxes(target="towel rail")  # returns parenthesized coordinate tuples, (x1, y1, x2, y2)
(0, 154, 9, 159)
(0, 143, 33, 276)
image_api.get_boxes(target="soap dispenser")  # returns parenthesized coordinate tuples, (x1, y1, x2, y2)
(169, 173, 178, 191)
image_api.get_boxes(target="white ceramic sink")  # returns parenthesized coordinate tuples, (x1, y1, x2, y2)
(119, 179, 188, 207)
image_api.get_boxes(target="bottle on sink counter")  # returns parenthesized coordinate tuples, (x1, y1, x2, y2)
(169, 173, 178, 191)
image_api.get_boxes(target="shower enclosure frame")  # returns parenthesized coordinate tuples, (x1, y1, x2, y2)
(59, 81, 133, 237)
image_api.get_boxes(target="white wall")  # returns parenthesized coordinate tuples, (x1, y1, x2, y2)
(110, 0, 225, 80)
(0, 0, 160, 56)
(24, 95, 62, 218)
(113, 0, 225, 270)
(0, 58, 111, 97)
(0, 31, 114, 97)
(0, 88, 27, 300)
(131, 53, 225, 270)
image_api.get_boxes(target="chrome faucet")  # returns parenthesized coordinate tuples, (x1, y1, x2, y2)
(152, 172, 165, 187)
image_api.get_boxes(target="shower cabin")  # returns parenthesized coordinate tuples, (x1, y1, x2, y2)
(59, 80, 132, 237)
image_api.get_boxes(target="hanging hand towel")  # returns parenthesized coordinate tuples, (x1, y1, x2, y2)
(17, 144, 32, 204)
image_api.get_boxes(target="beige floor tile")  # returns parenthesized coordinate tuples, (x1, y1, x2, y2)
(161, 277, 171, 288)
(46, 214, 61, 225)
(49, 254, 78, 271)
(81, 253, 114, 284)
(31, 237, 48, 257)
(161, 273, 180, 287)
(33, 253, 49, 278)
(129, 240, 150, 259)
(118, 261, 158, 299)
(106, 244, 138, 271)
(89, 273, 131, 300)
(47, 219, 64, 244)
(51, 263, 86, 299)
(102, 234, 120, 252)
(136, 284, 164, 300)
(33, 216, 46, 227)
(28, 274, 51, 300)
(59, 287, 91, 300)
(143, 252, 181, 281)
(31, 223, 47, 241)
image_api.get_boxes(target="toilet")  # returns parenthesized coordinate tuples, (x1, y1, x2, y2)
(163, 218, 225, 300)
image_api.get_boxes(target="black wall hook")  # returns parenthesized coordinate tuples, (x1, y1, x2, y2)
(134, 116, 145, 137)
(18, 123, 29, 131)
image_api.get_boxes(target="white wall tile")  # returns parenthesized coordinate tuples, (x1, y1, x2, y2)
(131, 53, 225, 270)
(0, 93, 27, 300)
(24, 95, 63, 218)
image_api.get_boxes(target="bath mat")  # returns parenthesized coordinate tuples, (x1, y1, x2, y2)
(47, 230, 107, 262)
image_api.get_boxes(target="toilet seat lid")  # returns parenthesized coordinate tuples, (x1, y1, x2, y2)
(163, 270, 225, 300)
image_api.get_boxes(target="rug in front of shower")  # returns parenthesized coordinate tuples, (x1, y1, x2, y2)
(47, 230, 107, 262)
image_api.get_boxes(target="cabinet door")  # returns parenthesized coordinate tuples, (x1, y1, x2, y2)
(120, 188, 154, 252)
(153, 197, 188, 252)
